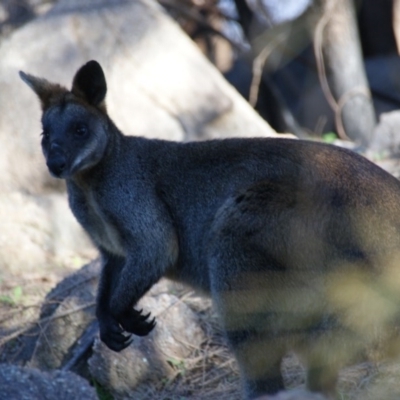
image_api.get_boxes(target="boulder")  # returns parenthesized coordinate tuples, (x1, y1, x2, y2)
(0, 191, 93, 277)
(0, 363, 98, 400)
(6, 260, 100, 369)
(88, 290, 205, 399)
(5, 258, 206, 398)
(27, 260, 101, 370)
(256, 390, 327, 400)
(371, 110, 400, 156)
(0, 0, 278, 194)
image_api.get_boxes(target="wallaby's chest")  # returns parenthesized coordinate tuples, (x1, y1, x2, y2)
(69, 184, 125, 256)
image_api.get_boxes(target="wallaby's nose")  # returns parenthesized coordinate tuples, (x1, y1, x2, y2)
(47, 151, 67, 177)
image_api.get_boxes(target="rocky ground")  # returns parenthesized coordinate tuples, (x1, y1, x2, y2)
(2, 234, 400, 400)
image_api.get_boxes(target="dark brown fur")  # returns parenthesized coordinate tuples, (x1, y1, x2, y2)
(20, 61, 400, 399)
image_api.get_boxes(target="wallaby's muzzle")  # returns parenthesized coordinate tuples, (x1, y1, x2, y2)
(46, 145, 67, 178)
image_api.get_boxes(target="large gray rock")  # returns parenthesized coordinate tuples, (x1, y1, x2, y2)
(0, 0, 278, 194)
(88, 290, 205, 399)
(371, 110, 400, 155)
(5, 258, 206, 398)
(256, 391, 327, 400)
(27, 260, 101, 371)
(0, 191, 93, 276)
(0, 363, 98, 400)
(4, 260, 100, 369)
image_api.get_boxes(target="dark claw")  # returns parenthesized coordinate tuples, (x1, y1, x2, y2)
(132, 309, 150, 322)
(138, 312, 151, 321)
(98, 316, 133, 352)
(98, 308, 156, 350)
(106, 336, 132, 352)
(133, 317, 156, 337)
(120, 308, 157, 336)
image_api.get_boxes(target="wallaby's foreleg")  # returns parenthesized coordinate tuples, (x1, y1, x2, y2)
(108, 253, 160, 333)
(96, 251, 156, 351)
(108, 257, 157, 337)
(96, 251, 132, 351)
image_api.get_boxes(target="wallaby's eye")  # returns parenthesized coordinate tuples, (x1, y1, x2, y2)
(74, 123, 88, 138)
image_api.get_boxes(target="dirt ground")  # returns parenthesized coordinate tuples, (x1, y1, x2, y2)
(3, 259, 400, 400)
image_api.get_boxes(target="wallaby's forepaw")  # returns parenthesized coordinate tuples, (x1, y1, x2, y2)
(99, 316, 133, 352)
(120, 308, 156, 336)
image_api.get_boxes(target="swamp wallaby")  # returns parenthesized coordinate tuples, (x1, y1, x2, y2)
(20, 61, 400, 399)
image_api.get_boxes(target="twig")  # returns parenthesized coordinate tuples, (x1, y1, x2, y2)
(158, 0, 246, 52)
(0, 303, 44, 323)
(0, 301, 95, 347)
(200, 367, 235, 388)
(249, 30, 290, 107)
(62, 320, 99, 371)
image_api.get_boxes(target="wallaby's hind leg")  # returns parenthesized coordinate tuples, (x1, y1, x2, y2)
(302, 332, 346, 397)
(207, 181, 327, 398)
(306, 363, 338, 396)
(208, 236, 288, 398)
(221, 317, 286, 398)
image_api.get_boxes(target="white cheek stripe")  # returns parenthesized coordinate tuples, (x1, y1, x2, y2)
(70, 138, 99, 172)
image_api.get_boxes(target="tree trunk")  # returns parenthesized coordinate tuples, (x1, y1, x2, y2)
(393, 0, 400, 53)
(314, 0, 376, 146)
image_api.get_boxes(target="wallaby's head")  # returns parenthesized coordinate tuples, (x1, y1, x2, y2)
(19, 60, 110, 179)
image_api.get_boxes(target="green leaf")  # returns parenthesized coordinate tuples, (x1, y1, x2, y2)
(12, 286, 23, 302)
(322, 132, 338, 144)
(0, 295, 14, 305)
(167, 357, 183, 367)
(166, 358, 186, 376)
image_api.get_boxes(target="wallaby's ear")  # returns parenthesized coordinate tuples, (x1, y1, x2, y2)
(71, 60, 107, 108)
(19, 71, 67, 110)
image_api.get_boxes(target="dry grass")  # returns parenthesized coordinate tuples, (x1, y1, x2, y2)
(145, 288, 242, 400)
(3, 275, 400, 399)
